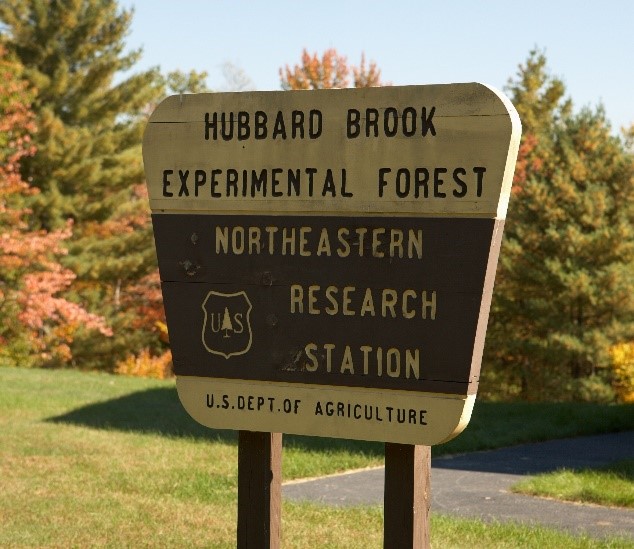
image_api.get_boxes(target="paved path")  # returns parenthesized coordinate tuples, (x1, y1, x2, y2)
(283, 431, 634, 540)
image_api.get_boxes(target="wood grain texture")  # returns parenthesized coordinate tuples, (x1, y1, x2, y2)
(154, 215, 501, 394)
(237, 431, 282, 549)
(176, 377, 475, 445)
(142, 84, 520, 218)
(384, 444, 431, 548)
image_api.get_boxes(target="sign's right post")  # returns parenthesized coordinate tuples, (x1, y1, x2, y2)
(384, 443, 431, 548)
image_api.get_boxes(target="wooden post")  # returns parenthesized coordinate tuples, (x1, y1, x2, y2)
(237, 431, 282, 549)
(384, 443, 431, 549)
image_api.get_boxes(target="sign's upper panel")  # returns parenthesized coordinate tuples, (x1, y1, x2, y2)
(143, 84, 520, 218)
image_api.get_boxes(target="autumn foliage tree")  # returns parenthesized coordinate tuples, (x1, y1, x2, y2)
(280, 49, 385, 90)
(0, 49, 111, 367)
(0, 0, 175, 369)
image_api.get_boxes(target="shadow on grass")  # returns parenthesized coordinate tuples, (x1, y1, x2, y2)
(47, 386, 384, 457)
(48, 387, 633, 465)
(609, 460, 634, 481)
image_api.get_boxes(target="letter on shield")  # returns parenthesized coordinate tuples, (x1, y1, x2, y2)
(201, 291, 253, 359)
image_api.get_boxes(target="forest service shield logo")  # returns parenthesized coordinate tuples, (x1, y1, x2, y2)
(201, 291, 253, 359)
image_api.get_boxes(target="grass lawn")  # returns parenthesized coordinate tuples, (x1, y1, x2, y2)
(1, 366, 632, 547)
(512, 460, 634, 508)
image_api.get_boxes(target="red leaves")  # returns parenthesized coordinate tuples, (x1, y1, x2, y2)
(0, 49, 111, 364)
(4, 219, 112, 337)
(512, 133, 543, 194)
(122, 271, 167, 340)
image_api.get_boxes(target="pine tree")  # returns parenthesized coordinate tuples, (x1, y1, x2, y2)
(0, 0, 162, 229)
(162, 69, 211, 96)
(221, 307, 233, 338)
(484, 51, 634, 401)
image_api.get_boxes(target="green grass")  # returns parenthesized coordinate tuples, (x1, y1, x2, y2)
(1, 366, 632, 478)
(1, 366, 633, 547)
(512, 460, 634, 508)
(283, 505, 633, 549)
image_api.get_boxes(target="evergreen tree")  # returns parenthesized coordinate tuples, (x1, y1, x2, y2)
(0, 0, 162, 230)
(221, 307, 233, 338)
(162, 69, 211, 96)
(485, 51, 634, 401)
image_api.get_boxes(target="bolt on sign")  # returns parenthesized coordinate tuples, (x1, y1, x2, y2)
(142, 84, 521, 445)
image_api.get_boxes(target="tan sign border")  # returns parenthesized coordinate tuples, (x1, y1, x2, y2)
(143, 83, 521, 219)
(177, 376, 475, 445)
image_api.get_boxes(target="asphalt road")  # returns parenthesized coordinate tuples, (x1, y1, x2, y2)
(283, 431, 634, 540)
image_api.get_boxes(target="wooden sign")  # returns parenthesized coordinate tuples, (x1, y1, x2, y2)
(143, 84, 521, 446)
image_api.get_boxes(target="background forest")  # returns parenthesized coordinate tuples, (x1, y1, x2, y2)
(0, 0, 633, 403)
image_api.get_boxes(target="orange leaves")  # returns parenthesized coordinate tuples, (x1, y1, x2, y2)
(353, 53, 385, 88)
(18, 268, 112, 337)
(1, 216, 113, 344)
(280, 49, 349, 90)
(0, 51, 38, 226)
(121, 271, 167, 338)
(280, 49, 385, 90)
(512, 133, 543, 193)
(115, 348, 173, 379)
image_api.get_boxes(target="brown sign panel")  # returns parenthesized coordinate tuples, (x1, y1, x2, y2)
(143, 84, 521, 445)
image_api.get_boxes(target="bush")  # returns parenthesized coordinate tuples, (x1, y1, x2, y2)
(115, 349, 173, 379)
(609, 343, 634, 403)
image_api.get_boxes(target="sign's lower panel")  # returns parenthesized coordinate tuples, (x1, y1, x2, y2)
(155, 215, 503, 395)
(177, 376, 475, 446)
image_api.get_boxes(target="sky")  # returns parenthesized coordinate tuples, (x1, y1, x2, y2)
(120, 0, 634, 131)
